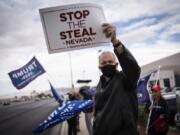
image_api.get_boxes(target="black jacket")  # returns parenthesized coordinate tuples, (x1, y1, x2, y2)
(93, 46, 141, 135)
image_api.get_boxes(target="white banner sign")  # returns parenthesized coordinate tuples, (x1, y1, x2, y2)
(39, 3, 109, 53)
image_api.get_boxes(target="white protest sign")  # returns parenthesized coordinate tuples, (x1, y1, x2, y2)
(39, 3, 109, 53)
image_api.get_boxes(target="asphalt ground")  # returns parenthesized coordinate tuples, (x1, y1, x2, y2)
(0, 99, 61, 135)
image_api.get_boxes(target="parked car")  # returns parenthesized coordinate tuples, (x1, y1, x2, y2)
(161, 87, 172, 93)
(172, 87, 180, 92)
(163, 92, 180, 128)
(175, 91, 180, 128)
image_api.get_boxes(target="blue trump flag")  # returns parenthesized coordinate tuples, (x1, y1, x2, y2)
(8, 57, 45, 89)
(33, 99, 93, 133)
(49, 82, 63, 105)
(137, 73, 152, 104)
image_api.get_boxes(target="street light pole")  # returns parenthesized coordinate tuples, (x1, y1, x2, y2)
(68, 52, 74, 88)
(97, 49, 102, 77)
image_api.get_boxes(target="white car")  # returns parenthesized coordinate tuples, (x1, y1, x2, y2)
(172, 87, 180, 93)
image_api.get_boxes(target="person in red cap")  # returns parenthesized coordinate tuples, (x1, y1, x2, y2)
(151, 85, 161, 101)
(145, 85, 170, 135)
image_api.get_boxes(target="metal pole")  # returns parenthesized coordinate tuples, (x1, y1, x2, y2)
(146, 100, 153, 134)
(155, 65, 161, 85)
(97, 49, 102, 77)
(83, 70, 85, 79)
(68, 52, 74, 88)
(146, 67, 161, 134)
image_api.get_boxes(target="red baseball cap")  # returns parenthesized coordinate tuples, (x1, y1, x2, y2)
(151, 85, 161, 92)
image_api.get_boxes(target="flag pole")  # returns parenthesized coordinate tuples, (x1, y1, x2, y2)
(146, 101, 153, 134)
(155, 65, 161, 86)
(68, 52, 74, 89)
(146, 66, 160, 134)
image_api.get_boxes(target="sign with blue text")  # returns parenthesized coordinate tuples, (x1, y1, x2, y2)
(8, 57, 45, 89)
(39, 3, 109, 53)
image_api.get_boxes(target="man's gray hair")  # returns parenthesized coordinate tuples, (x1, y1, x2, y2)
(98, 51, 117, 65)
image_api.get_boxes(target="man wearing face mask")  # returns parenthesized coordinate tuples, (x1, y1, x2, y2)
(93, 23, 141, 135)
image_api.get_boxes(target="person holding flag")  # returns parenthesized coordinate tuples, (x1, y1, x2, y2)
(33, 86, 93, 134)
(67, 91, 80, 135)
(93, 23, 141, 135)
(145, 85, 170, 135)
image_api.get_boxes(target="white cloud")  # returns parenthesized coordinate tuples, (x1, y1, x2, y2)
(129, 40, 180, 66)
(116, 11, 180, 45)
(0, 0, 180, 97)
(120, 26, 155, 45)
(160, 23, 180, 39)
(124, 18, 157, 32)
(104, 0, 180, 22)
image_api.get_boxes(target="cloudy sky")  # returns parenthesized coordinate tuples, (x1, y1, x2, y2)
(0, 0, 180, 97)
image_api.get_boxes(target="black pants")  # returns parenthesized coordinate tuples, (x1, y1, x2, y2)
(148, 129, 167, 135)
(67, 117, 77, 135)
(148, 132, 167, 135)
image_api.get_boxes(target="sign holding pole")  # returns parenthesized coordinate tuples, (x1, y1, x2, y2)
(39, 3, 109, 53)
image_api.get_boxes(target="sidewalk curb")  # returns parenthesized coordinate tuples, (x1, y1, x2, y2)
(49, 124, 62, 135)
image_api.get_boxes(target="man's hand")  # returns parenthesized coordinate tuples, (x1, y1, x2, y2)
(149, 105, 154, 111)
(159, 114, 164, 119)
(102, 23, 119, 45)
